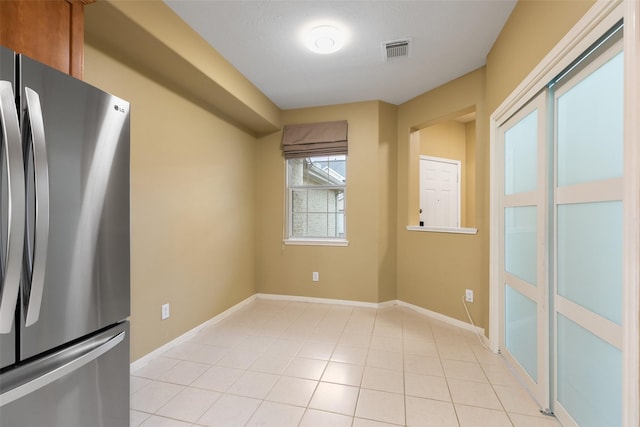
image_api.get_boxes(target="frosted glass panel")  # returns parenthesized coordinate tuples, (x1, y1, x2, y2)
(505, 285, 537, 380)
(505, 110, 538, 195)
(557, 51, 623, 187)
(557, 315, 621, 427)
(505, 206, 537, 285)
(557, 201, 622, 324)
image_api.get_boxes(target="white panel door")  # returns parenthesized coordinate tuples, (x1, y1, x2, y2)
(419, 156, 459, 227)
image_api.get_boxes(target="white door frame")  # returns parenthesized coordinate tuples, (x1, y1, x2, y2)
(489, 1, 639, 425)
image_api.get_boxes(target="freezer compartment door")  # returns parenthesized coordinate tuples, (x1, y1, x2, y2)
(18, 54, 130, 361)
(0, 321, 129, 427)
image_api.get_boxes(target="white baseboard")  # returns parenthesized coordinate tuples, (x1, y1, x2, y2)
(131, 293, 488, 371)
(254, 293, 380, 309)
(256, 295, 485, 338)
(378, 299, 399, 309)
(396, 299, 486, 337)
(130, 294, 257, 372)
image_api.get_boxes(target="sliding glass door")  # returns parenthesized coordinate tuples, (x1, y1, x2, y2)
(499, 92, 550, 411)
(497, 26, 624, 426)
(552, 37, 623, 427)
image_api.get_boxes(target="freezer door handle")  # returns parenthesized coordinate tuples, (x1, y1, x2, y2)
(22, 88, 49, 327)
(0, 81, 26, 334)
(0, 329, 126, 407)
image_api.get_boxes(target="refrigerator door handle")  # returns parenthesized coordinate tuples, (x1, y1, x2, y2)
(0, 81, 26, 334)
(22, 88, 49, 327)
(0, 329, 126, 407)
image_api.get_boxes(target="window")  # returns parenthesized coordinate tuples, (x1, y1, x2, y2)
(281, 120, 348, 244)
(286, 155, 346, 241)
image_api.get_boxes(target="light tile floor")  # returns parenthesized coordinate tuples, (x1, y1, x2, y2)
(130, 299, 562, 427)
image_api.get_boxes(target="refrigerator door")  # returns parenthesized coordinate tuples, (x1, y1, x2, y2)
(0, 46, 22, 370)
(18, 55, 130, 361)
(0, 321, 130, 427)
(0, 45, 14, 370)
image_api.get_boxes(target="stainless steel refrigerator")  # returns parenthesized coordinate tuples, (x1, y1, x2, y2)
(0, 46, 130, 426)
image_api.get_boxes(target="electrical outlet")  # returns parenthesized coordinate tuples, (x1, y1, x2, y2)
(312, 272, 319, 282)
(465, 289, 474, 303)
(161, 303, 170, 320)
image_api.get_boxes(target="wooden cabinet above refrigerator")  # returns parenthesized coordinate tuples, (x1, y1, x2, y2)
(0, 0, 92, 79)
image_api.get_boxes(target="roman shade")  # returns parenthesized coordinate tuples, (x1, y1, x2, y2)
(282, 120, 348, 158)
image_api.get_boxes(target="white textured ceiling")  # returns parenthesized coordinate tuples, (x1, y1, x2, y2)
(164, 1, 516, 110)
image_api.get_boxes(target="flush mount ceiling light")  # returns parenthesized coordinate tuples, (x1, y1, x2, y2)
(305, 25, 345, 54)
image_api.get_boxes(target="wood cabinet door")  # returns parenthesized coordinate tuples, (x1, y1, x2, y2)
(0, 0, 86, 78)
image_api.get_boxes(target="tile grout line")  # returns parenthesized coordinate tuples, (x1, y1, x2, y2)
(297, 303, 347, 427)
(430, 311, 464, 427)
(469, 336, 516, 427)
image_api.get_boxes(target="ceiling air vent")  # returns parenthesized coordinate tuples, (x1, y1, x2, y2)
(383, 39, 411, 60)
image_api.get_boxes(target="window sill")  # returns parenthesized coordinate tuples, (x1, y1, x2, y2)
(284, 239, 349, 247)
(406, 226, 478, 235)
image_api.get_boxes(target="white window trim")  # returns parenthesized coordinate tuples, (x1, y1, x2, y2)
(283, 238, 349, 247)
(489, 1, 639, 425)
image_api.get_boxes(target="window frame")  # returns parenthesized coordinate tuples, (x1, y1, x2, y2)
(284, 155, 349, 246)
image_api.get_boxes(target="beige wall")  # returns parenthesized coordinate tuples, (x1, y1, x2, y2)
(486, 0, 595, 114)
(84, 45, 258, 361)
(465, 121, 477, 227)
(84, 1, 280, 135)
(82, 0, 598, 360)
(420, 121, 466, 159)
(378, 102, 399, 302)
(397, 68, 488, 328)
(256, 101, 397, 303)
(395, 0, 593, 333)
